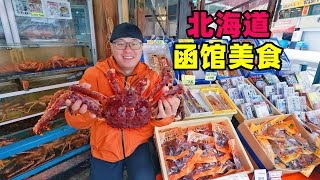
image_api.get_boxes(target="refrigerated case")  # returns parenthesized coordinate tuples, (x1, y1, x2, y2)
(0, 0, 96, 179)
(0, 18, 5, 44)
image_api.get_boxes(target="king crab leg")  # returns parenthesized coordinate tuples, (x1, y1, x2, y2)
(106, 69, 121, 95)
(33, 85, 106, 135)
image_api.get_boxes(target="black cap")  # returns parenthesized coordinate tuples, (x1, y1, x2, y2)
(110, 23, 143, 43)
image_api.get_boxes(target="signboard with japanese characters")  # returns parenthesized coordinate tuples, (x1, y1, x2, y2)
(172, 10, 283, 74)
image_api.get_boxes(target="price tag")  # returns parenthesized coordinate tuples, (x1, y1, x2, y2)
(208, 39, 224, 44)
(147, 40, 164, 44)
(181, 75, 195, 85)
(31, 12, 44, 17)
(178, 39, 194, 43)
(205, 72, 217, 81)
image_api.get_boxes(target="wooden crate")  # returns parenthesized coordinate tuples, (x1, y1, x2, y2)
(238, 114, 320, 176)
(154, 117, 254, 180)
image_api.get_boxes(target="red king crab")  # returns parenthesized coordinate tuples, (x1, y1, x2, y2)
(33, 64, 185, 135)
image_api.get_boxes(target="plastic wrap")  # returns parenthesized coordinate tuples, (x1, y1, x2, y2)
(16, 17, 75, 42)
(160, 122, 247, 180)
(250, 116, 320, 176)
(143, 42, 172, 73)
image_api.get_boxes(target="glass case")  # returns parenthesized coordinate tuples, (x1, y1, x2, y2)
(0, 1, 95, 178)
(0, 44, 92, 76)
(0, 18, 5, 44)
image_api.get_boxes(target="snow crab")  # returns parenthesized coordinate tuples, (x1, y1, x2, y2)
(33, 64, 185, 135)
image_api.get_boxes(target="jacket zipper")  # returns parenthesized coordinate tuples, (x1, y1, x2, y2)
(121, 76, 128, 159)
(121, 129, 126, 159)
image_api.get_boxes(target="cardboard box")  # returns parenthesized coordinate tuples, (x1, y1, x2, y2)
(238, 114, 319, 175)
(154, 117, 254, 180)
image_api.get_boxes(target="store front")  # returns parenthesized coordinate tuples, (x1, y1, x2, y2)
(0, 0, 96, 179)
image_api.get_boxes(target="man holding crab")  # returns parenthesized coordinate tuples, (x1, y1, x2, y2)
(64, 23, 180, 180)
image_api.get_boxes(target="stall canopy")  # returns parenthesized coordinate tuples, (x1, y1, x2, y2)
(271, 25, 295, 33)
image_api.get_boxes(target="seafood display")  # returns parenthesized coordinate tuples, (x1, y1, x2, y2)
(183, 88, 208, 114)
(159, 122, 247, 179)
(201, 88, 234, 112)
(0, 130, 89, 179)
(248, 115, 320, 177)
(150, 54, 171, 75)
(219, 77, 275, 120)
(0, 88, 67, 122)
(0, 55, 88, 75)
(33, 63, 185, 134)
(0, 111, 66, 148)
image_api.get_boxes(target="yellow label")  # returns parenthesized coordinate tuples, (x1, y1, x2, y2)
(147, 40, 164, 44)
(31, 12, 44, 17)
(181, 75, 196, 85)
(178, 39, 194, 43)
(146, 40, 164, 44)
(205, 72, 217, 81)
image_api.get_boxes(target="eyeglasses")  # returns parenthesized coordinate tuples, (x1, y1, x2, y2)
(112, 41, 143, 50)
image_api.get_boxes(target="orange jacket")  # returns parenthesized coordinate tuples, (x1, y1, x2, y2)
(65, 57, 174, 162)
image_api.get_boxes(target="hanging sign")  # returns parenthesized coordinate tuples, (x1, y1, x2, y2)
(45, 0, 72, 19)
(13, 0, 45, 17)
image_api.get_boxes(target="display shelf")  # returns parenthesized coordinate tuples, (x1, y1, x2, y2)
(0, 65, 89, 81)
(11, 144, 90, 180)
(0, 124, 76, 160)
(0, 81, 77, 99)
(0, 117, 66, 148)
(0, 106, 66, 127)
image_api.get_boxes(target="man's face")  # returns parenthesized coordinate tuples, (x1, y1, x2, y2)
(111, 38, 143, 72)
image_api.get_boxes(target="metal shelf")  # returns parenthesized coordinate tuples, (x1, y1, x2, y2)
(0, 42, 91, 49)
(12, 145, 90, 180)
(0, 80, 78, 99)
(0, 66, 90, 81)
(0, 106, 66, 126)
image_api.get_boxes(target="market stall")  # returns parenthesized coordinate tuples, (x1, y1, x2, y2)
(0, 0, 96, 179)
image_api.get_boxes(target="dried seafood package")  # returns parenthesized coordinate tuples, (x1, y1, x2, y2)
(143, 42, 172, 75)
(249, 115, 320, 177)
(159, 121, 250, 180)
(183, 88, 208, 114)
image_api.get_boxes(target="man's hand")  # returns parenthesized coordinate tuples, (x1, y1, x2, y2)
(156, 87, 181, 119)
(65, 83, 97, 119)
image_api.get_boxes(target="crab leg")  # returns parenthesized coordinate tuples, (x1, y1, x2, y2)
(33, 92, 72, 135)
(69, 85, 107, 105)
(106, 68, 121, 95)
(132, 77, 148, 96)
(147, 65, 173, 102)
(33, 91, 104, 135)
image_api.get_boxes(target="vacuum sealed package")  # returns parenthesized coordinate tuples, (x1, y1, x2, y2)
(143, 42, 173, 74)
(158, 121, 249, 180)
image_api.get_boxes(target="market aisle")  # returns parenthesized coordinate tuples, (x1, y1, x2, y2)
(284, 49, 320, 82)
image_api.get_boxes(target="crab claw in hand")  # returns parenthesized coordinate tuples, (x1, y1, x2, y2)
(65, 83, 101, 120)
(156, 86, 181, 119)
